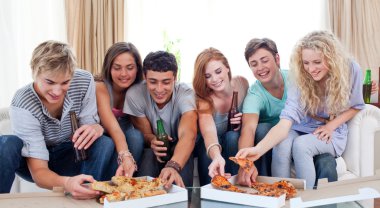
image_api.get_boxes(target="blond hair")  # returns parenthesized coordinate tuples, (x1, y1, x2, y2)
(30, 40, 77, 80)
(289, 31, 351, 115)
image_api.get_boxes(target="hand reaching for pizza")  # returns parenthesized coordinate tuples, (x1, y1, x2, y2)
(115, 156, 136, 178)
(159, 167, 185, 188)
(63, 174, 100, 199)
(235, 147, 261, 162)
(208, 154, 231, 178)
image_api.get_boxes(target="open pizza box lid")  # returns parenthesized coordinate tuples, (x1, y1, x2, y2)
(290, 170, 380, 208)
(103, 176, 188, 208)
(201, 175, 305, 208)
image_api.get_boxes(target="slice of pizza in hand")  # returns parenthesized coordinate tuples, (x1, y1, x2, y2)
(91, 181, 117, 194)
(229, 157, 253, 173)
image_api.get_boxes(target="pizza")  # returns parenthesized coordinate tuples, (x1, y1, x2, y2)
(211, 175, 297, 200)
(229, 156, 254, 173)
(251, 180, 297, 199)
(211, 175, 245, 193)
(92, 176, 167, 204)
(91, 181, 116, 194)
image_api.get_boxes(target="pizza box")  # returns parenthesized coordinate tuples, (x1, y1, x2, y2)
(290, 170, 380, 208)
(200, 175, 305, 208)
(103, 176, 188, 208)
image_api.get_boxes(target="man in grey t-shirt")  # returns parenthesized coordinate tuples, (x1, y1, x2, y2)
(123, 51, 197, 187)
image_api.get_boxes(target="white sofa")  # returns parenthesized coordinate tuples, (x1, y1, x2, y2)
(1, 105, 380, 193)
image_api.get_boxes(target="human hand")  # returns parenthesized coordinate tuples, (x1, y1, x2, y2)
(235, 147, 261, 162)
(72, 124, 102, 150)
(236, 164, 258, 186)
(151, 136, 173, 163)
(63, 175, 100, 200)
(230, 112, 243, 131)
(371, 80, 378, 95)
(208, 154, 228, 178)
(313, 124, 333, 143)
(159, 167, 184, 188)
(115, 156, 136, 177)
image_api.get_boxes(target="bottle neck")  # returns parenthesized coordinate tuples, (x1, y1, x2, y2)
(156, 119, 167, 136)
(364, 70, 371, 84)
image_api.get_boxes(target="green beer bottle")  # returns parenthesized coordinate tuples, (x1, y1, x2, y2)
(363, 69, 372, 104)
(156, 119, 171, 162)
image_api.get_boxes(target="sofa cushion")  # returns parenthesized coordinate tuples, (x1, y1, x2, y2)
(0, 107, 12, 135)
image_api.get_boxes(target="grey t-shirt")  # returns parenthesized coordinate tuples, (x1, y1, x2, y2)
(123, 81, 196, 140)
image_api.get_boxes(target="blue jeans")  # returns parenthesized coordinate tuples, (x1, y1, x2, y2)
(0, 134, 117, 193)
(117, 116, 144, 166)
(196, 130, 240, 186)
(255, 123, 274, 176)
(136, 148, 194, 187)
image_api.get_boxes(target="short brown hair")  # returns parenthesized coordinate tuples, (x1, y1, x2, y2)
(244, 38, 278, 64)
(30, 40, 76, 80)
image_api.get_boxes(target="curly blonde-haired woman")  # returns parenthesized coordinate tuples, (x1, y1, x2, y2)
(236, 31, 365, 189)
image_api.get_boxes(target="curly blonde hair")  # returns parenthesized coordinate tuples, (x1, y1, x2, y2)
(289, 31, 351, 116)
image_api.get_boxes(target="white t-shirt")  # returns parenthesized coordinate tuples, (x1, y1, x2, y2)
(123, 81, 196, 140)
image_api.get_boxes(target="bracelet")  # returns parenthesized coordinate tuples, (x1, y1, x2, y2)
(206, 143, 222, 158)
(117, 150, 137, 171)
(165, 160, 182, 173)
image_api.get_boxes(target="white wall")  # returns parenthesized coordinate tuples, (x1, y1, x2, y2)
(0, 0, 67, 108)
(125, 0, 328, 84)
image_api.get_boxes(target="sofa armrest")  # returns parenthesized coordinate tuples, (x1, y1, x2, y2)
(343, 104, 380, 177)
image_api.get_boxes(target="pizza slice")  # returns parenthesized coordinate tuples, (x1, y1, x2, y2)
(211, 175, 245, 193)
(91, 181, 117, 194)
(229, 156, 253, 173)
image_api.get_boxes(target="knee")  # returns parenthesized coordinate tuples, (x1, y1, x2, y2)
(315, 153, 336, 171)
(255, 123, 273, 143)
(0, 135, 23, 154)
(93, 136, 115, 154)
(224, 131, 239, 146)
(126, 129, 144, 146)
(292, 137, 311, 157)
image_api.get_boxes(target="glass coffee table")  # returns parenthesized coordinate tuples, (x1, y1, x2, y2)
(157, 187, 373, 208)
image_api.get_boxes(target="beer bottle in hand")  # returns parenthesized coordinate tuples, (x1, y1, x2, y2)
(227, 91, 239, 131)
(363, 69, 372, 104)
(69, 111, 88, 162)
(156, 119, 171, 162)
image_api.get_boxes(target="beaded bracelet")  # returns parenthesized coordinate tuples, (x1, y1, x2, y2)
(117, 150, 137, 171)
(206, 143, 222, 158)
(165, 160, 182, 173)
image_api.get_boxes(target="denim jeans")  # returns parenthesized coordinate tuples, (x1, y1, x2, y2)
(255, 123, 274, 176)
(196, 130, 240, 186)
(0, 134, 117, 193)
(116, 116, 144, 166)
(136, 148, 194, 187)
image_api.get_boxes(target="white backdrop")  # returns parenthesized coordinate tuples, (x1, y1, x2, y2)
(0, 0, 67, 108)
(0, 0, 328, 108)
(125, 0, 328, 84)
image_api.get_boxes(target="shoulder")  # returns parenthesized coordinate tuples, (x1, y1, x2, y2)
(95, 81, 109, 96)
(74, 69, 93, 79)
(11, 84, 37, 108)
(175, 82, 195, 96)
(197, 98, 212, 113)
(232, 75, 249, 91)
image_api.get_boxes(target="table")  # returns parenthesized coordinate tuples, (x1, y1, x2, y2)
(160, 187, 368, 208)
(0, 187, 375, 208)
